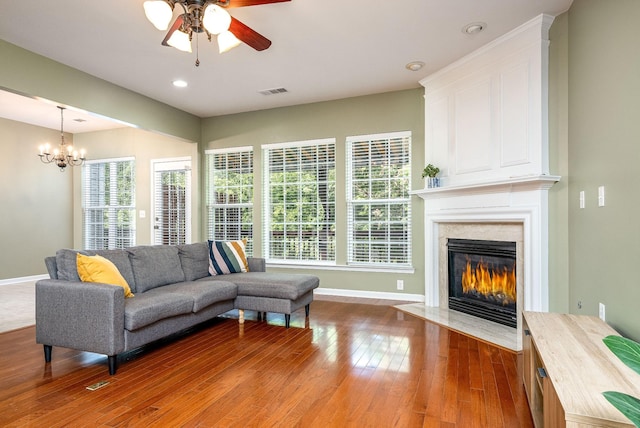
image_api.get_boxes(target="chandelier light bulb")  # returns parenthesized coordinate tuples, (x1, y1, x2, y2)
(203, 4, 232, 35)
(144, 1, 174, 31)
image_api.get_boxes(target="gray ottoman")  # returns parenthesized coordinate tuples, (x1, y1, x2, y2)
(223, 272, 320, 328)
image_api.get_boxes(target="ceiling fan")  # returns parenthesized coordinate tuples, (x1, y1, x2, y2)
(144, 0, 290, 63)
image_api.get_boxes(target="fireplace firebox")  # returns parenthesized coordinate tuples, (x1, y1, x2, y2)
(447, 238, 517, 328)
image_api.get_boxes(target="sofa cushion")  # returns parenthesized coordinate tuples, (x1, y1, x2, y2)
(76, 253, 134, 298)
(91, 249, 137, 292)
(157, 281, 237, 312)
(178, 242, 210, 281)
(208, 240, 249, 276)
(124, 290, 193, 331)
(55, 248, 136, 290)
(127, 245, 185, 293)
(205, 272, 319, 300)
(55, 248, 88, 281)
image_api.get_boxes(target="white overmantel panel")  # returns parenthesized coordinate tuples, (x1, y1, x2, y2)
(420, 14, 555, 187)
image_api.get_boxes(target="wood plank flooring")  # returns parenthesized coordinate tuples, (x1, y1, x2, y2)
(0, 299, 533, 427)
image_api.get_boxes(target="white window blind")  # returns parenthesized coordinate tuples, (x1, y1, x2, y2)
(262, 139, 336, 263)
(153, 160, 191, 246)
(205, 147, 254, 255)
(82, 158, 136, 250)
(346, 132, 411, 266)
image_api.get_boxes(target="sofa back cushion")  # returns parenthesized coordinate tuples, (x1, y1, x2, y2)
(55, 248, 87, 281)
(127, 245, 185, 293)
(55, 248, 138, 291)
(92, 249, 137, 292)
(178, 242, 210, 281)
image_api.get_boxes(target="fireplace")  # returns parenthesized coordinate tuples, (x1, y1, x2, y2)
(447, 238, 517, 328)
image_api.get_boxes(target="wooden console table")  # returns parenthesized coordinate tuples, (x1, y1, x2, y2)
(522, 311, 640, 427)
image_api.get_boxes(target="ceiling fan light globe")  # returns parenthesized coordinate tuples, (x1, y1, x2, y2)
(218, 30, 242, 53)
(144, 1, 173, 31)
(167, 30, 192, 52)
(203, 4, 231, 35)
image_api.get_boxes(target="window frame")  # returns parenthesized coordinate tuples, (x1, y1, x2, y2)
(262, 138, 336, 264)
(346, 131, 412, 267)
(205, 147, 254, 255)
(151, 157, 192, 246)
(82, 157, 136, 250)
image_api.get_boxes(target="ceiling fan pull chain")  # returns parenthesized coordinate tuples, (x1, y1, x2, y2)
(195, 32, 200, 67)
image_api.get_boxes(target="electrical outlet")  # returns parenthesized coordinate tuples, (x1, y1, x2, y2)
(599, 302, 606, 321)
(396, 279, 404, 291)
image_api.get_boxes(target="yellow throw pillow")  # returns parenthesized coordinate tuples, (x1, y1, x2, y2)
(76, 253, 134, 298)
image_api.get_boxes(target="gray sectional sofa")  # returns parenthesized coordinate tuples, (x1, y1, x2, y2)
(35, 242, 319, 375)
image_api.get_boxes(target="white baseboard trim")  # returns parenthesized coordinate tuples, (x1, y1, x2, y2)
(0, 274, 48, 286)
(315, 287, 424, 303)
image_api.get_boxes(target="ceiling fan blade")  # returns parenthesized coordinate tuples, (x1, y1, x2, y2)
(229, 17, 272, 51)
(226, 0, 290, 8)
(161, 15, 184, 46)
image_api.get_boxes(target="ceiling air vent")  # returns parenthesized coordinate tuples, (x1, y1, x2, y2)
(258, 87, 288, 96)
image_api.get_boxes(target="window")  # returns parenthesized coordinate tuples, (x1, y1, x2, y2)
(205, 147, 254, 254)
(82, 158, 136, 250)
(346, 131, 411, 266)
(263, 139, 336, 263)
(152, 159, 191, 246)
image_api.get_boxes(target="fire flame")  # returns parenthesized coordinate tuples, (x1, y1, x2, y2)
(461, 258, 516, 305)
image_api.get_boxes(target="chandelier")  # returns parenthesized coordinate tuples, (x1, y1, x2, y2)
(37, 106, 86, 171)
(144, 0, 243, 61)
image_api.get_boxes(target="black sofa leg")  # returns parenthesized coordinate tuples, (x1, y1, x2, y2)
(305, 304, 310, 317)
(108, 355, 118, 375)
(285, 314, 290, 328)
(44, 345, 52, 363)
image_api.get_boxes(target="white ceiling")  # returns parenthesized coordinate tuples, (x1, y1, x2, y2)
(0, 0, 572, 133)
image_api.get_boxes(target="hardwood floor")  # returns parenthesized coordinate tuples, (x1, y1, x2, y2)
(0, 299, 533, 427)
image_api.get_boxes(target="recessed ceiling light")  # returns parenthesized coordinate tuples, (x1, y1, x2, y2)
(172, 80, 188, 88)
(462, 22, 486, 35)
(405, 61, 425, 72)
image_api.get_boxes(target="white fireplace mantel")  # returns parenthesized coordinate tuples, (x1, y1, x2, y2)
(411, 174, 560, 315)
(411, 175, 560, 199)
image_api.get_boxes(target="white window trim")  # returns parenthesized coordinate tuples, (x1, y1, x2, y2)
(150, 157, 192, 245)
(205, 147, 254, 254)
(82, 156, 136, 250)
(261, 138, 335, 151)
(262, 138, 337, 264)
(346, 131, 413, 268)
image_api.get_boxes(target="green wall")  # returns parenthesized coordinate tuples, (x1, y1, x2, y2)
(201, 89, 426, 297)
(0, 118, 74, 278)
(567, 0, 640, 340)
(548, 12, 570, 314)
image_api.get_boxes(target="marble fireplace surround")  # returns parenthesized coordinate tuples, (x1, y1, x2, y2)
(403, 176, 559, 351)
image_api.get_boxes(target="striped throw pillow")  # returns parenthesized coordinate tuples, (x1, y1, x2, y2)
(208, 239, 249, 276)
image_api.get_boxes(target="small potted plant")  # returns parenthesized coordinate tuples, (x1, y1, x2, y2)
(422, 164, 441, 188)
